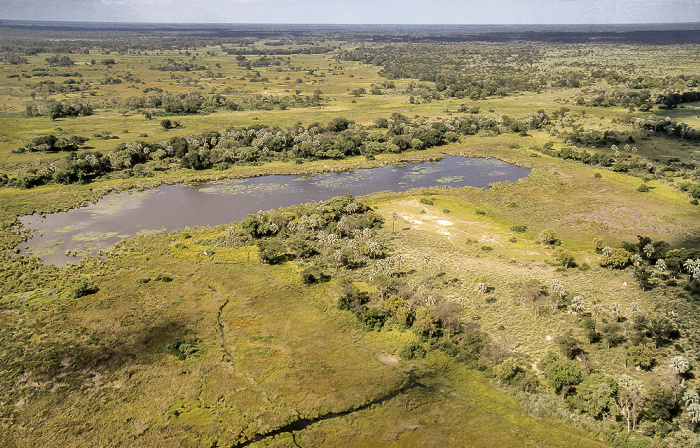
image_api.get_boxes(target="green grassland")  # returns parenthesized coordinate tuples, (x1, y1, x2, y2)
(1, 30, 700, 448)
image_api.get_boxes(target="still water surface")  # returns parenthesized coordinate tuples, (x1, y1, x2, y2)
(17, 156, 530, 266)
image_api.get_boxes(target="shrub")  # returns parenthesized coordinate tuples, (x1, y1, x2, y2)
(539, 229, 560, 245)
(397, 341, 426, 360)
(555, 330, 583, 359)
(257, 238, 288, 264)
(554, 247, 576, 268)
(573, 374, 618, 419)
(646, 386, 677, 421)
(546, 360, 584, 397)
(167, 338, 199, 360)
(627, 345, 655, 370)
(494, 357, 522, 381)
(72, 280, 99, 298)
(637, 184, 650, 193)
(600, 248, 632, 268)
(300, 267, 328, 285)
(510, 224, 527, 233)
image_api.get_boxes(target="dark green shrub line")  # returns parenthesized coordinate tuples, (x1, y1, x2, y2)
(3, 111, 541, 189)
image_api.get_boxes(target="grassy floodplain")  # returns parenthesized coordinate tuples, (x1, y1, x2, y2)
(1, 22, 700, 447)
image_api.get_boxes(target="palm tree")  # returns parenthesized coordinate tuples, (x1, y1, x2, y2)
(685, 259, 700, 282)
(570, 295, 586, 314)
(670, 355, 691, 386)
(630, 302, 642, 318)
(394, 253, 404, 272)
(550, 279, 564, 316)
(551, 278, 565, 297)
(684, 390, 699, 407)
(610, 302, 621, 321)
(367, 240, 382, 259)
(688, 403, 700, 431)
(333, 250, 343, 273)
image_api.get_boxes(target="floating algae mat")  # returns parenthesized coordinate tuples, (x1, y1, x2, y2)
(17, 156, 530, 266)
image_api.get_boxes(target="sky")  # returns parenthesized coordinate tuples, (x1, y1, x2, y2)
(0, 0, 698, 24)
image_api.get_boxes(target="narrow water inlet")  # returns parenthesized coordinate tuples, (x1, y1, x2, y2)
(15, 156, 531, 266)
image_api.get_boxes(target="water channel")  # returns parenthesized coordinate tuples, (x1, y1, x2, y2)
(17, 156, 530, 266)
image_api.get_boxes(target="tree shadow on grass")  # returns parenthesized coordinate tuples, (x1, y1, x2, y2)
(11, 319, 190, 388)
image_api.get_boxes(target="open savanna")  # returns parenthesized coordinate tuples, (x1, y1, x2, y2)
(1, 27, 700, 448)
(1, 221, 610, 447)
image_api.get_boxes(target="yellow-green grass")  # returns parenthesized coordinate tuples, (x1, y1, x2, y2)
(365, 159, 698, 374)
(3, 46, 694, 172)
(1, 42, 699, 448)
(1, 226, 611, 447)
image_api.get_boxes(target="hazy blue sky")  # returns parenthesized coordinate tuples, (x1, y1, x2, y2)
(0, 0, 698, 24)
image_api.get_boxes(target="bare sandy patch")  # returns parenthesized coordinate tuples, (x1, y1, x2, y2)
(376, 354, 399, 366)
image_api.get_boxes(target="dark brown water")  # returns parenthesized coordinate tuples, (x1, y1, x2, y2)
(17, 156, 530, 266)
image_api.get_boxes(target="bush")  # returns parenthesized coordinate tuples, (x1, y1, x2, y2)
(554, 247, 576, 268)
(646, 386, 677, 421)
(397, 341, 426, 360)
(612, 163, 629, 172)
(600, 248, 632, 269)
(167, 338, 200, 360)
(256, 238, 287, 264)
(539, 229, 560, 245)
(546, 360, 584, 397)
(300, 267, 328, 285)
(494, 357, 522, 381)
(627, 345, 655, 370)
(573, 374, 618, 419)
(555, 330, 583, 359)
(637, 184, 650, 193)
(510, 224, 528, 233)
(72, 280, 99, 298)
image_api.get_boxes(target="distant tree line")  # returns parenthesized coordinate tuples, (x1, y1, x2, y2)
(3, 111, 548, 189)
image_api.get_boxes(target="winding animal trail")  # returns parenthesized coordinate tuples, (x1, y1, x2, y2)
(216, 298, 234, 364)
(208, 281, 427, 447)
(231, 372, 427, 447)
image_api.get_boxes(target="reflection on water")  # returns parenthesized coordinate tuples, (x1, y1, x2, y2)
(17, 156, 530, 266)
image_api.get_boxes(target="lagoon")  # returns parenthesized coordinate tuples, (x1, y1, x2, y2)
(17, 156, 530, 266)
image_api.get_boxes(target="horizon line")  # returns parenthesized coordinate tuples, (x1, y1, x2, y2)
(1, 19, 700, 27)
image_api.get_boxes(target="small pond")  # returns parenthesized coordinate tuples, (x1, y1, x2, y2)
(17, 156, 530, 266)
